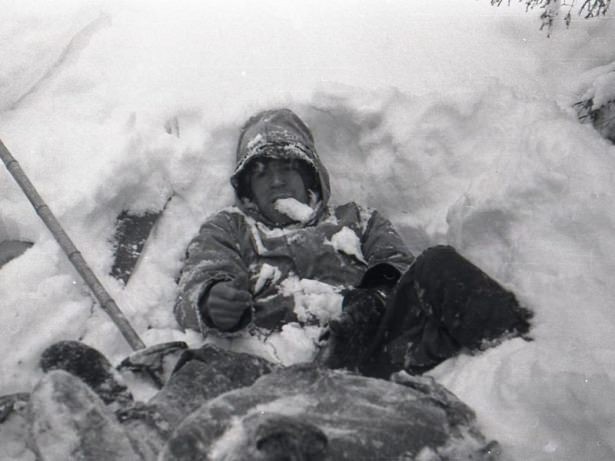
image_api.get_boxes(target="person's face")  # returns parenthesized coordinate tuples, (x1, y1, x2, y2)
(249, 158, 309, 226)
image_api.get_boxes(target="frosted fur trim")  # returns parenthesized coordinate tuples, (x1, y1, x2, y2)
(181, 268, 232, 336)
(193, 283, 210, 337)
(231, 141, 318, 191)
(357, 204, 375, 234)
(244, 215, 268, 255)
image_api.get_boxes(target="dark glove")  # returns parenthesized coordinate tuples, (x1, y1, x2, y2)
(317, 288, 387, 372)
(199, 274, 252, 332)
(359, 263, 401, 289)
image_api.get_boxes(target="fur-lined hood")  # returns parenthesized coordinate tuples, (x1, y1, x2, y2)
(230, 109, 331, 226)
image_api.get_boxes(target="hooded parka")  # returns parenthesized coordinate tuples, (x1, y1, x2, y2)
(174, 109, 414, 336)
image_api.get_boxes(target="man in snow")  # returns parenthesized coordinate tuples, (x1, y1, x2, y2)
(24, 108, 530, 459)
(173, 108, 532, 376)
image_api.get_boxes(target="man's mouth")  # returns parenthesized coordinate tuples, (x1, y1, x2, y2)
(270, 192, 292, 203)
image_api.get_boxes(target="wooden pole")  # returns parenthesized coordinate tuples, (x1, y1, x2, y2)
(0, 139, 146, 352)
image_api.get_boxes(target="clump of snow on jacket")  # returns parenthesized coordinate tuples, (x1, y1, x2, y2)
(173, 109, 414, 364)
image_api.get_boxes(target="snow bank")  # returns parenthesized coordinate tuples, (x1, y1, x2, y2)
(1, 1, 615, 460)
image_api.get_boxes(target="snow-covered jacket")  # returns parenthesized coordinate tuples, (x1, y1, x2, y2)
(174, 109, 414, 335)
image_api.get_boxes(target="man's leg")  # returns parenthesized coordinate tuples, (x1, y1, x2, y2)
(38, 341, 170, 458)
(36, 341, 275, 456)
(148, 345, 276, 426)
(379, 245, 532, 374)
(29, 370, 141, 460)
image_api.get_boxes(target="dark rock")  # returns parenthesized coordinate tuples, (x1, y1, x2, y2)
(592, 100, 615, 143)
(575, 98, 615, 144)
(161, 365, 499, 461)
(110, 205, 168, 284)
(0, 240, 32, 269)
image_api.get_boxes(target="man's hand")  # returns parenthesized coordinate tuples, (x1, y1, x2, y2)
(205, 278, 252, 331)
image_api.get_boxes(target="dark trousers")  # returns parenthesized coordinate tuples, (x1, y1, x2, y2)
(359, 246, 531, 377)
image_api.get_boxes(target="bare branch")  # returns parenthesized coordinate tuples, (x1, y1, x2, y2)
(491, 0, 611, 33)
(579, 0, 611, 18)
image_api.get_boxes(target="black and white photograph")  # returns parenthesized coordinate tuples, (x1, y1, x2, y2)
(1, 1, 614, 459)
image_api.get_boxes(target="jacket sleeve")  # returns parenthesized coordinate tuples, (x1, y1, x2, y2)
(359, 209, 415, 288)
(173, 211, 251, 335)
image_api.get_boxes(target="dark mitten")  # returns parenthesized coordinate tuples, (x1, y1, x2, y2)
(316, 288, 386, 372)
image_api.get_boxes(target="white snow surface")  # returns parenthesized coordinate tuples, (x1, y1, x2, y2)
(1, 1, 615, 460)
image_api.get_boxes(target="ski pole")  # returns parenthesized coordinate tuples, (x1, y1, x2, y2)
(0, 139, 147, 353)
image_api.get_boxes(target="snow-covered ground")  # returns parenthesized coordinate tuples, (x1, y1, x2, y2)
(1, 1, 614, 459)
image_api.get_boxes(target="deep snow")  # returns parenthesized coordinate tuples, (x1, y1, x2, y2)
(1, 1, 615, 460)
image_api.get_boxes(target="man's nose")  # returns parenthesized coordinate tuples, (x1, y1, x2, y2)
(270, 170, 286, 187)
